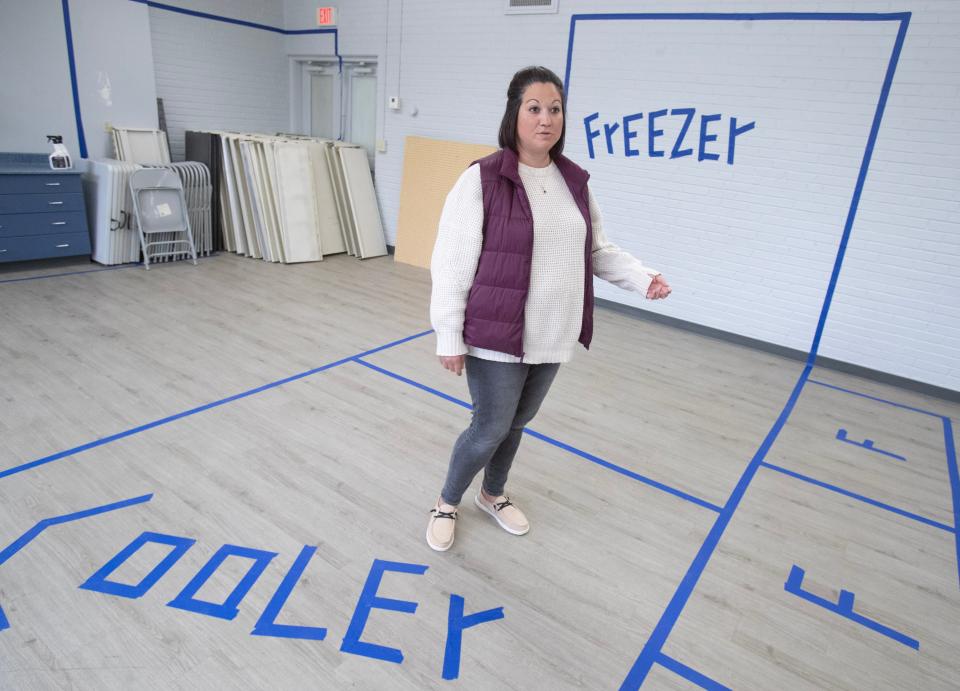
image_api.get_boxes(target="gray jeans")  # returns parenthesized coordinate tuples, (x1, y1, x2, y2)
(440, 356, 561, 505)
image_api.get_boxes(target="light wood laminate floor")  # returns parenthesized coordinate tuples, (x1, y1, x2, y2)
(0, 254, 957, 690)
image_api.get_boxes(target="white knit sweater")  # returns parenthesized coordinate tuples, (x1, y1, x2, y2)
(430, 160, 660, 364)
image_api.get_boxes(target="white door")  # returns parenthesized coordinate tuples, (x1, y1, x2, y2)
(306, 66, 337, 140)
(345, 65, 377, 168)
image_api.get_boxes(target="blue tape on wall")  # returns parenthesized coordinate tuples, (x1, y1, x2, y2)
(784, 564, 919, 649)
(60, 0, 87, 158)
(80, 531, 196, 599)
(340, 559, 428, 663)
(251, 545, 328, 640)
(62, 0, 342, 164)
(167, 543, 278, 620)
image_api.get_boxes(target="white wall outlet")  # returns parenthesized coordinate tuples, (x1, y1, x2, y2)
(389, 96, 401, 110)
(376, 139, 387, 153)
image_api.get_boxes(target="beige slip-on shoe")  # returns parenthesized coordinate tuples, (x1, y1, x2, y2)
(475, 493, 529, 536)
(426, 499, 458, 551)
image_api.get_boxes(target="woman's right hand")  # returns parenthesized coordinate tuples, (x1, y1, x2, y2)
(439, 355, 465, 376)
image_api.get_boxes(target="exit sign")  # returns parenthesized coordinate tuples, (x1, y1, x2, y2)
(317, 7, 337, 26)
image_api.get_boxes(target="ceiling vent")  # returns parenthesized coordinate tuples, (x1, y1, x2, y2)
(505, 0, 558, 15)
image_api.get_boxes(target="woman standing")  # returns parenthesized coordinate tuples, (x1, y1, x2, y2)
(427, 66, 671, 551)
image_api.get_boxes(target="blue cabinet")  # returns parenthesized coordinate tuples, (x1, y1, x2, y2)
(0, 153, 91, 263)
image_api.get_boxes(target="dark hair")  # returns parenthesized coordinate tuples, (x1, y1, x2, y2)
(498, 66, 566, 158)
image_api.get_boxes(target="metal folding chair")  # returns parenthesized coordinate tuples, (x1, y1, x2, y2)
(129, 168, 198, 269)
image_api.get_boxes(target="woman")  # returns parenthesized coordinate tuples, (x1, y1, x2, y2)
(427, 66, 671, 551)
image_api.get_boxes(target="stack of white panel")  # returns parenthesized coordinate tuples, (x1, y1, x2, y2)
(335, 142, 388, 259)
(82, 159, 142, 265)
(203, 131, 386, 263)
(112, 127, 172, 165)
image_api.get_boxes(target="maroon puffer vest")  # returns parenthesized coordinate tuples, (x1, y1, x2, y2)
(462, 147, 595, 358)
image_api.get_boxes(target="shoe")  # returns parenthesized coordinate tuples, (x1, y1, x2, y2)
(475, 492, 529, 536)
(426, 499, 458, 551)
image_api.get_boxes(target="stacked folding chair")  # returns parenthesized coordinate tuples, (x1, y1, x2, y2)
(148, 162, 214, 258)
(128, 168, 198, 269)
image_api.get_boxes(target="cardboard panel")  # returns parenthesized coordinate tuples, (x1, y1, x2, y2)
(394, 136, 495, 269)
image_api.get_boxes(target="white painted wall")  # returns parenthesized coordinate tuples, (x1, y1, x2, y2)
(360, 0, 959, 391)
(147, 0, 288, 160)
(0, 0, 156, 160)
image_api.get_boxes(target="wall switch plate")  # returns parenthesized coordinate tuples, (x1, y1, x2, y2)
(389, 96, 401, 110)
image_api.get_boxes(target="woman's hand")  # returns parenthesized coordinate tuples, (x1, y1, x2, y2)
(646, 274, 672, 300)
(439, 355, 465, 376)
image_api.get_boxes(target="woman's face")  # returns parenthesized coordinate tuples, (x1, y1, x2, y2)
(516, 81, 563, 160)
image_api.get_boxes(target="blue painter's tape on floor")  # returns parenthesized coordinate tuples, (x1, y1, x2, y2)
(351, 358, 721, 512)
(943, 417, 960, 589)
(619, 363, 814, 689)
(785, 565, 920, 649)
(0, 331, 433, 481)
(251, 545, 328, 640)
(167, 544, 278, 620)
(0, 263, 140, 285)
(807, 379, 944, 418)
(0, 493, 153, 632)
(836, 428, 906, 461)
(656, 653, 730, 690)
(80, 531, 196, 599)
(761, 462, 954, 533)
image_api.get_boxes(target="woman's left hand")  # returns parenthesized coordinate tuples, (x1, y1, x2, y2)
(646, 274, 671, 300)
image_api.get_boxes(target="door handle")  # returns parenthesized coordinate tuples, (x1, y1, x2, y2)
(46, 182, 62, 187)
(52, 221, 67, 226)
(48, 201, 64, 206)
(56, 243, 70, 248)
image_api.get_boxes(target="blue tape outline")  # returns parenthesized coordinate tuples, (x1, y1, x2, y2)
(443, 594, 505, 681)
(761, 462, 953, 533)
(835, 428, 907, 461)
(251, 545, 328, 640)
(656, 653, 730, 690)
(0, 493, 153, 631)
(352, 357, 722, 512)
(79, 530, 195, 599)
(0, 330, 432, 481)
(807, 379, 959, 589)
(340, 558, 428, 664)
(561, 13, 913, 688)
(0, 263, 140, 285)
(63, 0, 342, 160)
(167, 543, 278, 620)
(784, 564, 920, 649)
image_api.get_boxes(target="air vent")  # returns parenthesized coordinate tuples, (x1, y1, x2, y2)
(505, 0, 558, 15)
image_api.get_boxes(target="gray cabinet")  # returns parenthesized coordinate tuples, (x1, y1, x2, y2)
(0, 153, 91, 263)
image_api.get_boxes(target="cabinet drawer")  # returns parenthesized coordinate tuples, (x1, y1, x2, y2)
(0, 211, 88, 237)
(0, 232, 91, 262)
(0, 174, 82, 195)
(0, 193, 85, 214)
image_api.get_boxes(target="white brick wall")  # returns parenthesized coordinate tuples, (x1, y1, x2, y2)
(360, 0, 959, 391)
(148, 0, 288, 160)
